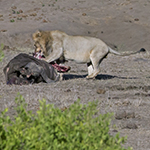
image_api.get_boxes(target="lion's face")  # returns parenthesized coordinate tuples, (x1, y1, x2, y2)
(33, 42, 44, 57)
(32, 30, 52, 57)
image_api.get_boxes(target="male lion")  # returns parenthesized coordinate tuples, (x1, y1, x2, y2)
(32, 30, 146, 79)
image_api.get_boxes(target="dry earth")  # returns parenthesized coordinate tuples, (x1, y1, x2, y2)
(0, 0, 150, 149)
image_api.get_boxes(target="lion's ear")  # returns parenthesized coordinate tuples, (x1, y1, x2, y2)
(32, 30, 42, 39)
(35, 30, 42, 37)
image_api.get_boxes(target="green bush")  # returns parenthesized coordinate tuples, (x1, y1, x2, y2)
(0, 94, 131, 150)
(0, 43, 4, 61)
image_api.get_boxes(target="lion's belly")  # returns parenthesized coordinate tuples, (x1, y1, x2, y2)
(65, 51, 91, 63)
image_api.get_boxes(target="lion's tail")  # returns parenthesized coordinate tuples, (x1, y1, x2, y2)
(108, 47, 146, 56)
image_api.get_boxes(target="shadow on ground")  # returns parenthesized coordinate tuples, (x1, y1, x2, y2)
(63, 74, 138, 80)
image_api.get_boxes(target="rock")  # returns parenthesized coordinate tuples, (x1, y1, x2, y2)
(3, 45, 10, 50)
(34, 17, 42, 21)
(0, 30, 7, 32)
(97, 88, 106, 94)
(61, 106, 68, 111)
(123, 122, 138, 129)
(30, 13, 37, 16)
(42, 19, 47, 23)
(11, 6, 17, 9)
(115, 110, 135, 119)
(34, 8, 41, 11)
(115, 110, 126, 119)
(126, 111, 135, 119)
(134, 18, 139, 21)
(122, 100, 131, 106)
(21, 14, 28, 18)
(65, 89, 71, 92)
(112, 129, 118, 132)
(82, 13, 86, 16)
(18, 9, 23, 13)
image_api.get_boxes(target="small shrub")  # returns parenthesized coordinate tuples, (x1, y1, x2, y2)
(0, 94, 131, 150)
(10, 19, 15, 22)
(17, 18, 22, 20)
(0, 43, 4, 61)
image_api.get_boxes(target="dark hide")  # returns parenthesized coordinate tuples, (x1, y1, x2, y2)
(3, 53, 59, 85)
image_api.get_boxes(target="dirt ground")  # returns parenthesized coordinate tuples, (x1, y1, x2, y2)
(1, 0, 150, 149)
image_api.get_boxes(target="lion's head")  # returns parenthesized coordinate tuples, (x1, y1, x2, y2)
(32, 30, 53, 57)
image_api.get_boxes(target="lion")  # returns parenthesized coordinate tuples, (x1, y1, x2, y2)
(32, 30, 146, 79)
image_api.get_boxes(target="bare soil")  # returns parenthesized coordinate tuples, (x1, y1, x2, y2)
(0, 0, 150, 149)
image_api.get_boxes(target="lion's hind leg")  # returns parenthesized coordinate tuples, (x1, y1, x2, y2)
(86, 59, 100, 79)
(86, 46, 108, 79)
(87, 62, 94, 77)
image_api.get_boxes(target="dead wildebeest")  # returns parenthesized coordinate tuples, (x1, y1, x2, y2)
(3, 53, 70, 85)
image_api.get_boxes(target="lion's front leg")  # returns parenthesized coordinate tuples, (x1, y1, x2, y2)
(44, 43, 63, 63)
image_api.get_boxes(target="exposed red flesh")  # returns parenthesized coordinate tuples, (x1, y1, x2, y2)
(50, 62, 70, 73)
(33, 52, 70, 73)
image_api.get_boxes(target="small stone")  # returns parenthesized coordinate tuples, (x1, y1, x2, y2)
(61, 106, 68, 111)
(115, 110, 135, 119)
(124, 122, 138, 129)
(97, 88, 106, 94)
(134, 18, 139, 21)
(30, 13, 37, 16)
(42, 19, 47, 23)
(34, 17, 42, 21)
(112, 129, 118, 132)
(0, 30, 7, 32)
(34, 8, 41, 11)
(11, 6, 17, 9)
(18, 9, 23, 13)
(21, 14, 28, 17)
(65, 89, 71, 92)
(3, 45, 10, 50)
(115, 110, 126, 119)
(126, 111, 135, 119)
(122, 100, 131, 106)
(82, 13, 86, 16)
